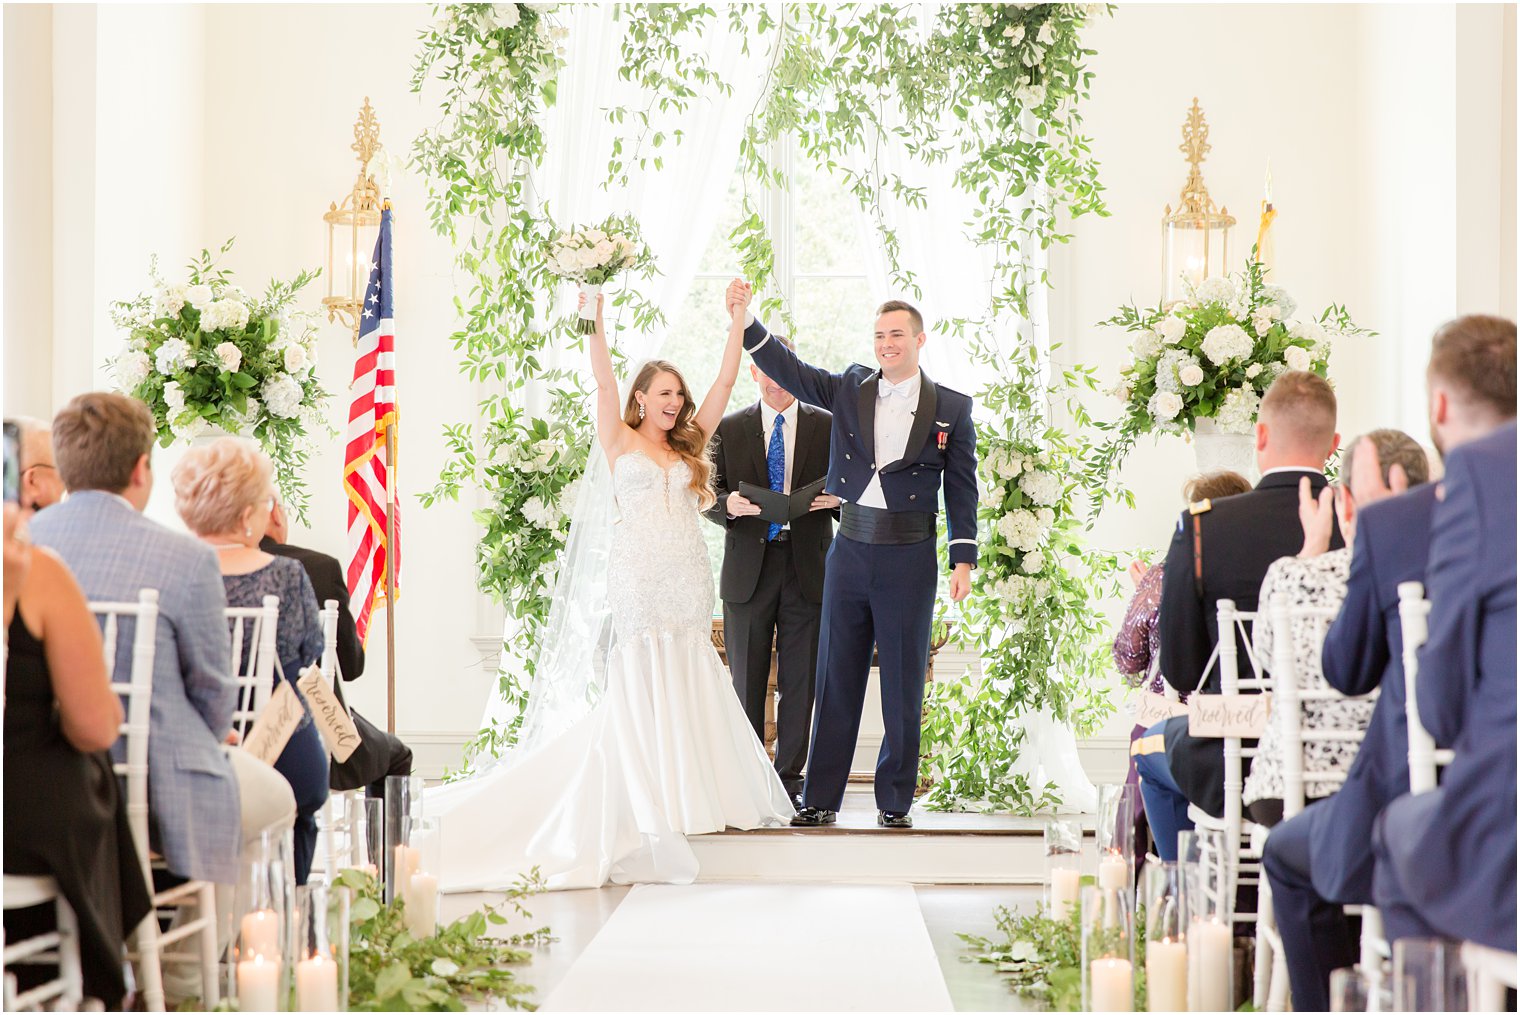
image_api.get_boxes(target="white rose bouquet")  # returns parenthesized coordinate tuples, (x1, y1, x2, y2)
(109, 239, 333, 519)
(545, 215, 649, 334)
(1104, 259, 1370, 436)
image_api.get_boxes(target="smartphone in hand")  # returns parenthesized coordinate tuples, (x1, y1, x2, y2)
(3, 421, 20, 505)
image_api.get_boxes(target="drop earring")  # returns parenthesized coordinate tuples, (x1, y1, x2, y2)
(638, 403, 646, 420)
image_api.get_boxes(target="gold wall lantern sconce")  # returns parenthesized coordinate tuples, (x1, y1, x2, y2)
(323, 98, 384, 344)
(1161, 98, 1235, 305)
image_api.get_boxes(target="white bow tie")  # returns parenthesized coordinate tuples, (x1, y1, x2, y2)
(879, 378, 916, 400)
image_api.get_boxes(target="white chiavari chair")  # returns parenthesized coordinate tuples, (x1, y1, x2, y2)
(1254, 592, 1379, 1011)
(313, 599, 362, 883)
(1398, 583, 1514, 1010)
(1, 875, 84, 1011)
(1185, 600, 1269, 940)
(95, 590, 220, 1012)
(225, 595, 280, 742)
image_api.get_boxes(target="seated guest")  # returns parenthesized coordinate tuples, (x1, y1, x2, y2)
(28, 393, 295, 1004)
(1133, 371, 1342, 860)
(3, 504, 150, 1009)
(1263, 314, 1515, 1011)
(172, 439, 330, 885)
(6, 416, 65, 512)
(1115, 470, 1251, 778)
(260, 498, 414, 797)
(1374, 419, 1517, 949)
(1243, 430, 1429, 828)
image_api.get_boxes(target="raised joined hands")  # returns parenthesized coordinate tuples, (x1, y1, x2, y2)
(725, 279, 753, 322)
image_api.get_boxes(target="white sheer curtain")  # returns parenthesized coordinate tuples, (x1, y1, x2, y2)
(478, 7, 768, 745)
(852, 113, 1096, 814)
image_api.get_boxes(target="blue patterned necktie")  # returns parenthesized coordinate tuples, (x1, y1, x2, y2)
(766, 412, 785, 541)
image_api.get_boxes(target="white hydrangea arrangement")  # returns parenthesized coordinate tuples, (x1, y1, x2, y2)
(979, 441, 1066, 585)
(460, 409, 589, 604)
(109, 240, 332, 519)
(545, 215, 648, 334)
(1104, 259, 1370, 436)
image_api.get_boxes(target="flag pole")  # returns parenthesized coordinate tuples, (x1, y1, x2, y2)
(384, 417, 397, 733)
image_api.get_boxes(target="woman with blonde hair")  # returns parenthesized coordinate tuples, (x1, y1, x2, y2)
(428, 291, 793, 892)
(172, 438, 329, 884)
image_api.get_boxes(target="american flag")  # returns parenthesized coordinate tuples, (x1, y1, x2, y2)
(343, 205, 400, 642)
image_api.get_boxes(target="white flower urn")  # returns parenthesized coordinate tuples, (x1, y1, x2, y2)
(1191, 417, 1257, 479)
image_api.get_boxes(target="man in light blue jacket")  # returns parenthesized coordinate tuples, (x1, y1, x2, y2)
(30, 392, 294, 999)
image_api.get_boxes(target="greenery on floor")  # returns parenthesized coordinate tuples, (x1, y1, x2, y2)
(959, 900, 1149, 1012)
(341, 869, 551, 1012)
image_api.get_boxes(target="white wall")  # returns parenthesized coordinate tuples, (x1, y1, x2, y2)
(3, 5, 55, 419)
(197, 4, 495, 758)
(4, 3, 1513, 773)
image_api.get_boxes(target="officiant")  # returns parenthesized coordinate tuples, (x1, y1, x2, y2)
(705, 336, 838, 807)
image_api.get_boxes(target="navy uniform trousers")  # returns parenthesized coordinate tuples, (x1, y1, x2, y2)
(803, 533, 936, 815)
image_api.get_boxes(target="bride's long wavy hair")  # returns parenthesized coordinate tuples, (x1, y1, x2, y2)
(623, 360, 716, 510)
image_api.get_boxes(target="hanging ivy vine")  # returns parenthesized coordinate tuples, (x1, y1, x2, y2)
(414, 3, 1123, 809)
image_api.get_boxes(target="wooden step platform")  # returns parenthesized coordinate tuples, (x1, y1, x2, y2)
(689, 788, 1096, 885)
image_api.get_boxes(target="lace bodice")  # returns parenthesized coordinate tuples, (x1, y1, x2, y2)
(607, 451, 716, 640)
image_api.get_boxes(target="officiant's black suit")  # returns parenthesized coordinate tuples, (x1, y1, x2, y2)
(704, 400, 834, 797)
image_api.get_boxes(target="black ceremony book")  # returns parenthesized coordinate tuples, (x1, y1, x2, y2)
(737, 477, 829, 525)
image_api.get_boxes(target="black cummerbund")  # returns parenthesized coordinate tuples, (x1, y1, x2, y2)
(839, 503, 936, 545)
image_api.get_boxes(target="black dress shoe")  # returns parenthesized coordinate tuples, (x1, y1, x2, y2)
(790, 793, 806, 812)
(790, 806, 838, 827)
(877, 810, 913, 828)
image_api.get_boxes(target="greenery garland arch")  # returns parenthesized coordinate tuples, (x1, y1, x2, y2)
(414, 2, 1122, 813)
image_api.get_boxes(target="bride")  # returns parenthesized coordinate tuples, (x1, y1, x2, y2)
(426, 289, 794, 892)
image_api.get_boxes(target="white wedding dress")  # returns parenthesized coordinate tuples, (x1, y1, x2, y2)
(427, 451, 794, 892)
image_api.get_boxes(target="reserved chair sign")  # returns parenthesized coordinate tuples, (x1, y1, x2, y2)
(296, 663, 363, 763)
(1187, 693, 1272, 738)
(243, 681, 303, 766)
(1132, 690, 1190, 728)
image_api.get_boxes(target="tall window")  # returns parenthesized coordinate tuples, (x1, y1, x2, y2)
(663, 142, 874, 597)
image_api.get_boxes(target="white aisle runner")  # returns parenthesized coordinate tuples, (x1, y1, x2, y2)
(540, 882, 955, 1011)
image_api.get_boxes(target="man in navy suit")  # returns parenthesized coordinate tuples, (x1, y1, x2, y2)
(1374, 418, 1517, 950)
(1263, 314, 1515, 1009)
(726, 280, 977, 828)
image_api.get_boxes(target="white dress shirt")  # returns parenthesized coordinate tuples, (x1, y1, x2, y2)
(856, 372, 920, 509)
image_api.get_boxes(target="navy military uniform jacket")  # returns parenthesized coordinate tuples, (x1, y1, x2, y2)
(743, 319, 978, 568)
(1159, 468, 1342, 818)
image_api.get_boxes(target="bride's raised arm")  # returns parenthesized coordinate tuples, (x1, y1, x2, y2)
(584, 293, 628, 463)
(693, 302, 746, 441)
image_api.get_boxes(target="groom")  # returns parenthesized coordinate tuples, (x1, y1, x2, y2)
(726, 280, 977, 828)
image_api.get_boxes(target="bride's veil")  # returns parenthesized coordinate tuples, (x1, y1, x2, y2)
(469, 366, 649, 773)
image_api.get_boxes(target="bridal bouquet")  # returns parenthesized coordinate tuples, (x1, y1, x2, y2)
(545, 216, 647, 333)
(109, 240, 332, 519)
(1105, 259, 1370, 436)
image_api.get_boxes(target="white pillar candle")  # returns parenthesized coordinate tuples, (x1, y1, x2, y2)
(1189, 919, 1232, 1011)
(295, 953, 339, 1012)
(237, 954, 280, 1012)
(405, 871, 440, 938)
(395, 844, 420, 879)
(1146, 938, 1188, 1012)
(1089, 957, 1134, 1012)
(1049, 866, 1081, 920)
(240, 908, 280, 959)
(1098, 853, 1128, 893)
